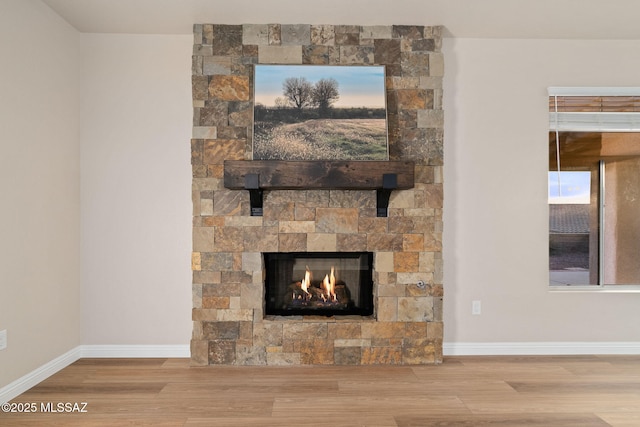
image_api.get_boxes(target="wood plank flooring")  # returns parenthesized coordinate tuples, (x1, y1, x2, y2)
(1, 355, 640, 426)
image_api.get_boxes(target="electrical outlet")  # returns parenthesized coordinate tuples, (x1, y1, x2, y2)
(0, 330, 6, 350)
(472, 300, 482, 315)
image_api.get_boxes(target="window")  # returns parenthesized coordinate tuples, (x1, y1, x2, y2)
(549, 88, 640, 287)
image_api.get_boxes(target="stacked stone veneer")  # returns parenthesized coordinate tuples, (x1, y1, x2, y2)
(191, 24, 444, 365)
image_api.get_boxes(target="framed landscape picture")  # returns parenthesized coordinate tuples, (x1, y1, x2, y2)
(253, 65, 388, 161)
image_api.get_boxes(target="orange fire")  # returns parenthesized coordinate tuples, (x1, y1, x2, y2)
(296, 265, 340, 303)
(301, 266, 312, 295)
(322, 266, 337, 302)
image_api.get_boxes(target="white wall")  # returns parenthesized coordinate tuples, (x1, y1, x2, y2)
(0, 0, 80, 388)
(443, 38, 640, 344)
(80, 34, 193, 345)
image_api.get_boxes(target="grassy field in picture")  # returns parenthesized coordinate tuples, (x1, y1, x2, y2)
(253, 118, 388, 160)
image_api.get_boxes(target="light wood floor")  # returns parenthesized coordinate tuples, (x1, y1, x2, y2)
(2, 356, 640, 426)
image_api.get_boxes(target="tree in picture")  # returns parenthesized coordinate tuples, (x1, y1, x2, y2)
(312, 78, 340, 117)
(282, 77, 314, 113)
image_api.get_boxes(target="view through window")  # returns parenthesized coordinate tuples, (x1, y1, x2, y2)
(549, 88, 640, 286)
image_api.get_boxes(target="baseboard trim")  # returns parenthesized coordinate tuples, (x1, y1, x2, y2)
(80, 344, 190, 358)
(444, 341, 640, 356)
(0, 346, 82, 404)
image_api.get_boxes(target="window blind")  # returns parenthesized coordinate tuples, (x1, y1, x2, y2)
(549, 87, 640, 132)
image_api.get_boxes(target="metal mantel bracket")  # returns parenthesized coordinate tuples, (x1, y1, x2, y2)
(376, 173, 397, 217)
(245, 173, 263, 216)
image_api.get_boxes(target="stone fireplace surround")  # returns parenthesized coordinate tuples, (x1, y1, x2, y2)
(191, 23, 444, 365)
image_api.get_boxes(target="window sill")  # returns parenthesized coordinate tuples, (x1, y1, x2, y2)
(549, 285, 640, 293)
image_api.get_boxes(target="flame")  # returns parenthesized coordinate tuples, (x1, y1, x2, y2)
(296, 265, 339, 304)
(322, 266, 337, 301)
(301, 266, 311, 294)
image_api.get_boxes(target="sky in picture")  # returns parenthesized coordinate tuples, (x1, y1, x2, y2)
(548, 171, 591, 204)
(254, 65, 386, 108)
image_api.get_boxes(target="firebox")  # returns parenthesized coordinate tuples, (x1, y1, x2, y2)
(264, 252, 374, 317)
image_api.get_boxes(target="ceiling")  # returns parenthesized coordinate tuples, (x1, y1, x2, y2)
(41, 0, 640, 39)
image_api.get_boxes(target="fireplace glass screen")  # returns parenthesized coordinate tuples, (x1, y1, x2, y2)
(264, 252, 374, 316)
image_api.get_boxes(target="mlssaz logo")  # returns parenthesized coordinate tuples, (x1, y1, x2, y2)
(40, 402, 88, 413)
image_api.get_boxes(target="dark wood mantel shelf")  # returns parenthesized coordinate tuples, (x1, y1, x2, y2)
(224, 160, 415, 216)
(223, 160, 415, 190)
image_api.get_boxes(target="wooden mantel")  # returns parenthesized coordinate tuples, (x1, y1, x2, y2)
(224, 160, 415, 216)
(223, 160, 415, 190)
